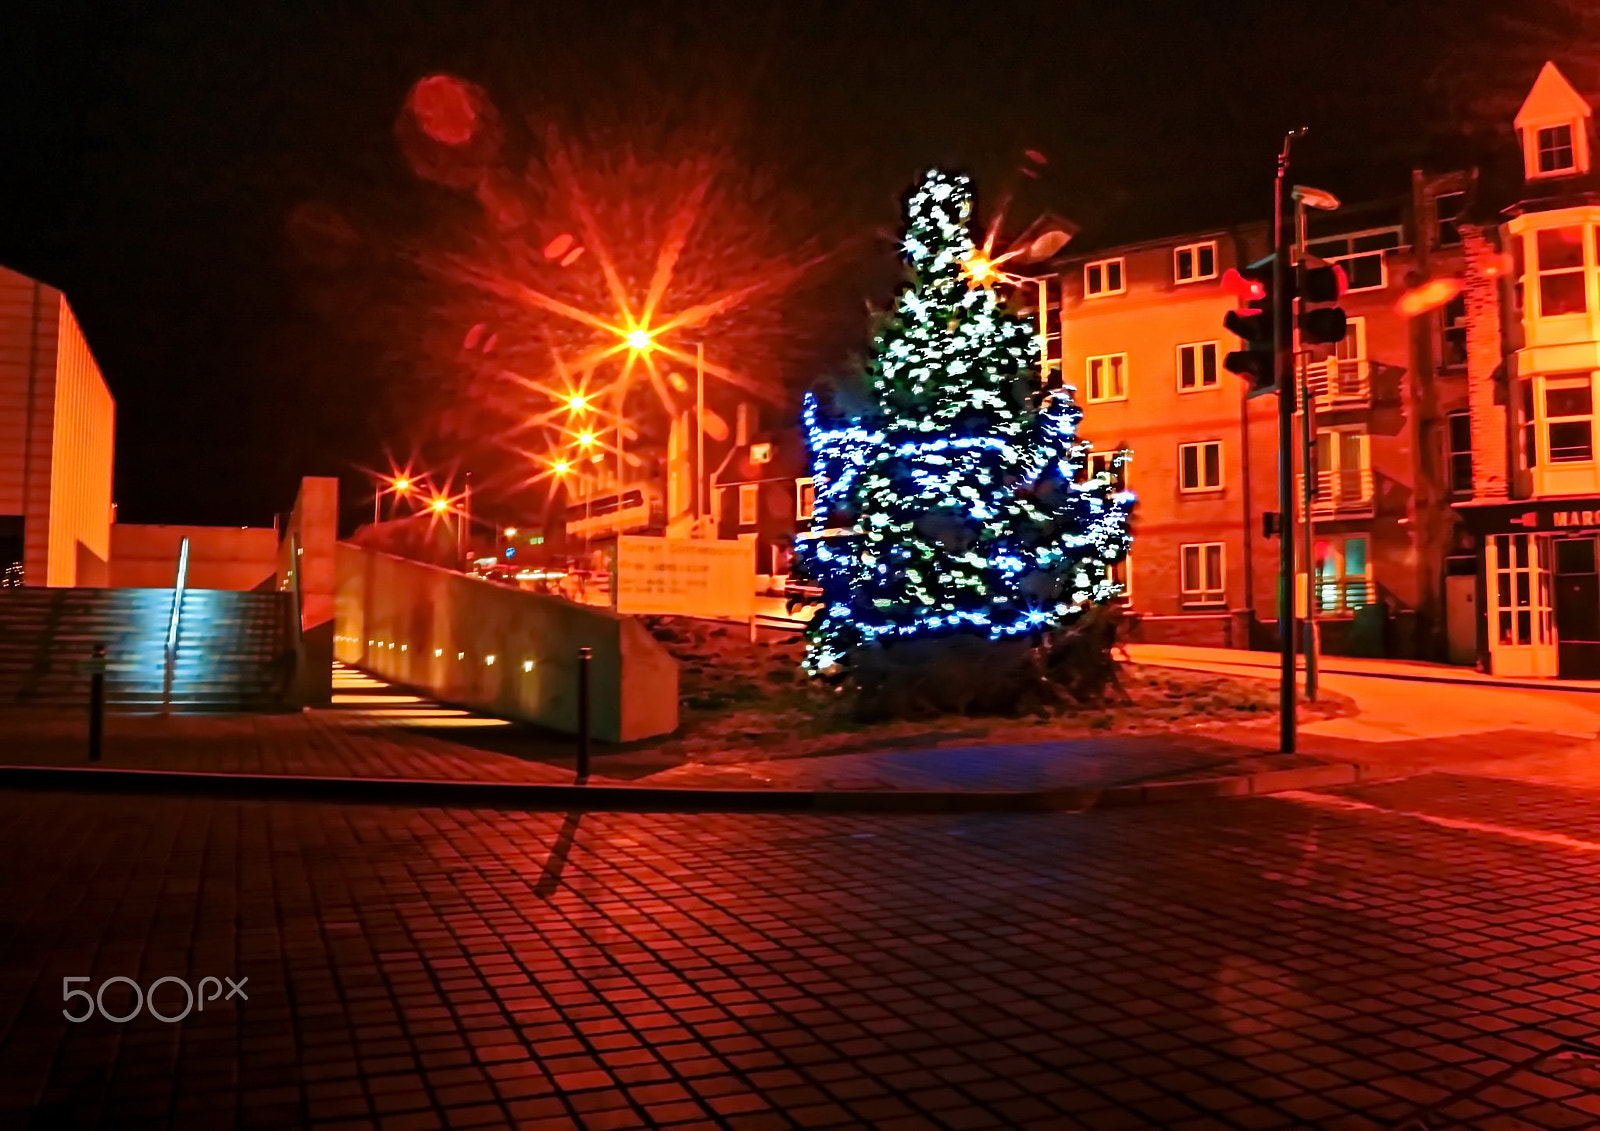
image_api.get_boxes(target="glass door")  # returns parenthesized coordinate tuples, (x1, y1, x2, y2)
(1486, 533, 1557, 677)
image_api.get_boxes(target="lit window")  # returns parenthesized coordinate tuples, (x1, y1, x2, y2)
(1180, 543, 1225, 605)
(1086, 354, 1127, 402)
(1109, 554, 1131, 604)
(738, 483, 759, 525)
(1177, 341, 1219, 391)
(1435, 192, 1464, 247)
(1084, 257, 1125, 298)
(1173, 241, 1217, 284)
(1317, 316, 1368, 404)
(1538, 124, 1576, 175)
(1447, 411, 1473, 494)
(795, 478, 816, 521)
(1536, 227, 1588, 317)
(1178, 441, 1223, 492)
(1545, 379, 1594, 462)
(1317, 536, 1373, 615)
(1306, 227, 1402, 292)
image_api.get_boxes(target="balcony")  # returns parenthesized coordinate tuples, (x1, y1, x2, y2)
(1305, 358, 1369, 408)
(1307, 468, 1374, 517)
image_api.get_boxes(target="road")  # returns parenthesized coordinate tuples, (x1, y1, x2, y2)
(5, 772, 1600, 1129)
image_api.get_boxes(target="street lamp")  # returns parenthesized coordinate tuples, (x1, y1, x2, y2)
(374, 474, 415, 526)
(1291, 184, 1341, 703)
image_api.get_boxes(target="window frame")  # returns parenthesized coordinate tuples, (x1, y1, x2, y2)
(795, 477, 816, 521)
(1543, 376, 1595, 464)
(1537, 123, 1577, 176)
(1176, 340, 1220, 392)
(1087, 451, 1128, 491)
(737, 483, 760, 525)
(1179, 542, 1226, 606)
(1447, 410, 1473, 495)
(1533, 225, 1589, 319)
(1316, 535, 1374, 616)
(1086, 353, 1128, 403)
(1083, 256, 1126, 299)
(1178, 440, 1224, 493)
(1434, 192, 1464, 248)
(1173, 241, 1218, 285)
(1305, 226, 1403, 293)
(1439, 294, 1467, 370)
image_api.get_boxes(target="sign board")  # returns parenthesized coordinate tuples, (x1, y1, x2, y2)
(614, 536, 755, 619)
(1459, 499, 1600, 537)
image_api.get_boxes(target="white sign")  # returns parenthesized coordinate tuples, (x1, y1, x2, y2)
(614, 536, 755, 618)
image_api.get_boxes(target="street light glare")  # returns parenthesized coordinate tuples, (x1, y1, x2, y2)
(429, 497, 449, 514)
(392, 477, 411, 493)
(553, 460, 570, 474)
(566, 394, 587, 411)
(504, 527, 517, 537)
(578, 432, 595, 446)
(626, 328, 653, 351)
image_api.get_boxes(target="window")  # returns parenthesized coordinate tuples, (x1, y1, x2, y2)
(1490, 533, 1552, 647)
(1435, 192, 1464, 247)
(1538, 123, 1576, 175)
(1109, 555, 1131, 604)
(1522, 379, 1538, 468)
(1545, 379, 1594, 462)
(1088, 451, 1128, 490)
(1447, 411, 1473, 494)
(1536, 226, 1588, 316)
(1086, 354, 1127, 402)
(1177, 341, 1219, 391)
(1178, 441, 1223, 492)
(738, 483, 759, 525)
(1313, 429, 1372, 512)
(1318, 316, 1368, 402)
(1306, 227, 1403, 292)
(1440, 295, 1467, 369)
(795, 477, 815, 521)
(1180, 543, 1225, 605)
(1173, 241, 1217, 284)
(1513, 233, 1526, 313)
(1084, 257, 1125, 298)
(1317, 535, 1373, 615)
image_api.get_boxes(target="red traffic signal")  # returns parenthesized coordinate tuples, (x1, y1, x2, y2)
(1298, 256, 1349, 357)
(1221, 255, 1288, 397)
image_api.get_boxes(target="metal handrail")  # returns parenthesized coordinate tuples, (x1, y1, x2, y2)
(162, 536, 190, 711)
(1308, 468, 1374, 513)
(287, 533, 307, 706)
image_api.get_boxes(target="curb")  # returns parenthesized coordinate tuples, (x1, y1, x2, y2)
(0, 760, 1380, 814)
(1136, 654, 1600, 696)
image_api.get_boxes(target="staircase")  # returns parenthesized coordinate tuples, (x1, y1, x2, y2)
(0, 587, 296, 712)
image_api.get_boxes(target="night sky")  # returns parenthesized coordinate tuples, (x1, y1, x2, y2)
(0, 1, 1546, 529)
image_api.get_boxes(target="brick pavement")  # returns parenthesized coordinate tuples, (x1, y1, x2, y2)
(3, 776, 1600, 1128)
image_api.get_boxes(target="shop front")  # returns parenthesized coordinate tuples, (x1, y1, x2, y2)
(1457, 499, 1600, 678)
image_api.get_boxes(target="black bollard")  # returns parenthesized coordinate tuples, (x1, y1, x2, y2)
(576, 647, 591, 782)
(88, 642, 106, 762)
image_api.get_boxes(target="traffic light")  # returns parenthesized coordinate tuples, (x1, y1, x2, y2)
(1222, 254, 1289, 397)
(1297, 256, 1348, 360)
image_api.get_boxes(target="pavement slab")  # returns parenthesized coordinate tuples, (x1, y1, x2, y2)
(3, 776, 1600, 1127)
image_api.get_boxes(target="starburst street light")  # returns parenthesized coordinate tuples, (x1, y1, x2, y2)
(625, 328, 654, 352)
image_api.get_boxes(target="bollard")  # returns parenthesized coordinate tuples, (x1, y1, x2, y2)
(87, 642, 106, 762)
(576, 647, 591, 782)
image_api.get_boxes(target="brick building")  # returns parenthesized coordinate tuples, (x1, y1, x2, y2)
(1056, 170, 1474, 660)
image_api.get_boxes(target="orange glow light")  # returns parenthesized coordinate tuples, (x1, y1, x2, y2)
(553, 460, 571, 475)
(578, 432, 595, 446)
(567, 394, 588, 411)
(1395, 275, 1465, 318)
(429, 496, 450, 514)
(625, 328, 654, 351)
(963, 253, 998, 285)
(392, 477, 412, 493)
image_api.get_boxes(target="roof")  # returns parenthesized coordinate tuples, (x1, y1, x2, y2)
(1516, 61, 1591, 129)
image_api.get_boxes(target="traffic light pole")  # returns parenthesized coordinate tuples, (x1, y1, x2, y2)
(1274, 128, 1304, 754)
(1295, 199, 1319, 702)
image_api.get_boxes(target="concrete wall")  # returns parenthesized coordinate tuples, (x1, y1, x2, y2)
(336, 543, 679, 742)
(111, 523, 278, 590)
(277, 476, 338, 707)
(45, 296, 114, 587)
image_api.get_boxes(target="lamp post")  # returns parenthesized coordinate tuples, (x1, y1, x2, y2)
(373, 475, 413, 526)
(1291, 184, 1342, 703)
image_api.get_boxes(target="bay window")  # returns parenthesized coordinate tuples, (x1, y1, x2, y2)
(1536, 226, 1587, 317)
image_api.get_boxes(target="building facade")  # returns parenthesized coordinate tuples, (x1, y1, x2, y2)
(1454, 62, 1600, 678)
(1057, 173, 1473, 660)
(0, 265, 115, 587)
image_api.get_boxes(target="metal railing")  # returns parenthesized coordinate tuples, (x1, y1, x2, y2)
(1305, 358, 1370, 407)
(162, 536, 190, 711)
(1314, 578, 1376, 615)
(1308, 468, 1374, 515)
(286, 533, 306, 706)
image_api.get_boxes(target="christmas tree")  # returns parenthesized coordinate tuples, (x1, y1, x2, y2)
(795, 169, 1134, 685)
